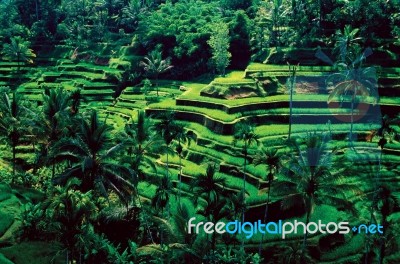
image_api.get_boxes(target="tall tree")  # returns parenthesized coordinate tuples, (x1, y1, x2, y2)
(287, 63, 297, 140)
(233, 120, 258, 249)
(152, 174, 175, 216)
(39, 88, 71, 178)
(2, 36, 35, 75)
(151, 174, 176, 247)
(229, 10, 251, 69)
(190, 163, 226, 209)
(281, 132, 356, 253)
(52, 110, 136, 204)
(372, 114, 400, 182)
(152, 111, 177, 181)
(190, 163, 228, 252)
(334, 25, 362, 64)
(69, 88, 85, 115)
(45, 178, 98, 264)
(140, 48, 173, 96)
(116, 0, 146, 32)
(0, 90, 27, 181)
(372, 185, 398, 264)
(173, 124, 195, 201)
(208, 22, 231, 76)
(327, 48, 378, 147)
(374, 114, 400, 154)
(121, 110, 166, 180)
(253, 147, 281, 255)
(270, 0, 290, 47)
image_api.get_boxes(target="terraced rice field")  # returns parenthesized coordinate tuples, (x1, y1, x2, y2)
(1, 45, 400, 262)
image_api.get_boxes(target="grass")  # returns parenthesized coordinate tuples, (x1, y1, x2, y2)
(320, 234, 365, 262)
(0, 184, 12, 202)
(149, 98, 238, 122)
(0, 253, 13, 264)
(0, 211, 14, 237)
(1, 51, 400, 260)
(0, 241, 64, 264)
(184, 120, 378, 144)
(179, 93, 330, 107)
(246, 63, 334, 72)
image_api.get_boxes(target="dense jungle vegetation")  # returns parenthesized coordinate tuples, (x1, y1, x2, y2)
(0, 0, 400, 263)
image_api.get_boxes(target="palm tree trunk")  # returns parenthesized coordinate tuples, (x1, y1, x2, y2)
(160, 207, 164, 246)
(211, 227, 216, 252)
(179, 153, 182, 201)
(349, 97, 355, 147)
(289, 85, 293, 139)
(378, 147, 382, 184)
(178, 139, 182, 201)
(134, 185, 154, 244)
(12, 144, 16, 183)
(318, 0, 322, 34)
(302, 202, 312, 253)
(17, 52, 20, 76)
(166, 150, 170, 216)
(208, 192, 213, 253)
(258, 178, 272, 255)
(379, 217, 387, 264)
(364, 206, 374, 264)
(35, 0, 39, 21)
(241, 142, 247, 250)
(288, 64, 296, 140)
(52, 160, 56, 179)
(155, 75, 159, 96)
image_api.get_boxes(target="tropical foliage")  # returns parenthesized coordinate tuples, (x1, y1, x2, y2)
(0, 0, 399, 263)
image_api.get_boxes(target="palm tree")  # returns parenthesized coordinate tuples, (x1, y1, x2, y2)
(253, 147, 281, 255)
(373, 114, 400, 181)
(327, 26, 377, 147)
(281, 132, 357, 252)
(228, 190, 246, 222)
(271, 0, 289, 47)
(121, 110, 166, 180)
(137, 202, 205, 263)
(52, 110, 136, 204)
(151, 174, 177, 247)
(190, 163, 229, 253)
(232, 120, 259, 223)
(139, 49, 173, 96)
(190, 163, 226, 209)
(152, 174, 176, 215)
(69, 88, 85, 115)
(327, 49, 378, 147)
(152, 111, 177, 180)
(45, 177, 97, 264)
(334, 25, 362, 63)
(202, 196, 232, 253)
(374, 114, 400, 151)
(0, 90, 27, 181)
(287, 63, 298, 140)
(2, 36, 36, 72)
(116, 0, 146, 31)
(372, 185, 398, 264)
(173, 123, 195, 201)
(38, 88, 71, 178)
